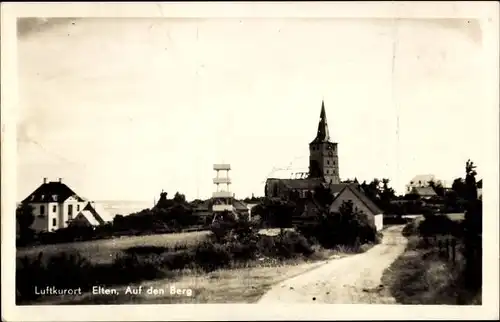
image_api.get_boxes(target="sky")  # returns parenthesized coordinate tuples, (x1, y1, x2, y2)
(16, 17, 488, 202)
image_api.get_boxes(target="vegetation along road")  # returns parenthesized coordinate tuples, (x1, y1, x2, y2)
(258, 225, 407, 304)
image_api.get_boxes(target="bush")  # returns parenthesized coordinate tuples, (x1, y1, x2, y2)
(194, 241, 232, 272)
(419, 214, 461, 237)
(16, 250, 168, 304)
(297, 201, 377, 249)
(16, 251, 95, 303)
(274, 230, 314, 258)
(402, 220, 420, 237)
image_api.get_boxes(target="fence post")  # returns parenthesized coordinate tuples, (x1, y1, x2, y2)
(451, 238, 456, 264)
(446, 238, 451, 260)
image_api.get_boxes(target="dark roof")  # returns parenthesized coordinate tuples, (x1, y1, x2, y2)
(331, 185, 383, 215)
(266, 178, 355, 196)
(279, 178, 325, 190)
(22, 181, 85, 203)
(233, 199, 248, 211)
(193, 199, 248, 212)
(411, 186, 437, 196)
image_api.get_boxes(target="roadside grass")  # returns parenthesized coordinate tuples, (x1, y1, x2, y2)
(381, 235, 481, 305)
(23, 243, 366, 305)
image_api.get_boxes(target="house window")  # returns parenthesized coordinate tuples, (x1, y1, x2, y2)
(77, 204, 80, 212)
(53, 205, 57, 212)
(52, 218, 57, 227)
(40, 205, 45, 215)
(68, 204, 73, 217)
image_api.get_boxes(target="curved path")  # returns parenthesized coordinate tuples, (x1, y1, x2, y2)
(258, 225, 407, 304)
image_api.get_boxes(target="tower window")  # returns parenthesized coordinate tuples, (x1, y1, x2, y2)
(327, 160, 330, 165)
(326, 170, 329, 174)
(52, 218, 57, 227)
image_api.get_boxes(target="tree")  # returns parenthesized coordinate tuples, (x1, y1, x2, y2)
(173, 192, 187, 204)
(16, 203, 35, 243)
(452, 178, 466, 199)
(462, 159, 482, 290)
(313, 184, 334, 207)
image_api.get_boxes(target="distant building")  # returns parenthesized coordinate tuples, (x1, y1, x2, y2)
(329, 185, 384, 231)
(409, 186, 438, 199)
(294, 184, 384, 231)
(265, 101, 350, 200)
(20, 178, 87, 232)
(406, 174, 446, 194)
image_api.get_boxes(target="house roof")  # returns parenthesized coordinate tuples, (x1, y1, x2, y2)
(22, 181, 86, 203)
(194, 199, 248, 212)
(82, 202, 114, 224)
(410, 186, 437, 196)
(408, 174, 436, 186)
(74, 210, 100, 226)
(331, 185, 383, 215)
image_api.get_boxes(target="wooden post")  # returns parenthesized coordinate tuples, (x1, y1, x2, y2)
(451, 238, 456, 263)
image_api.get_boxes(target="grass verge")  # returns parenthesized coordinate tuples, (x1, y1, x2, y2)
(381, 235, 481, 305)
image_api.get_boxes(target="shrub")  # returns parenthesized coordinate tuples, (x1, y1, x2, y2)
(419, 214, 461, 237)
(194, 241, 232, 272)
(110, 253, 165, 282)
(16, 251, 95, 303)
(123, 245, 169, 255)
(274, 230, 314, 258)
(297, 201, 377, 249)
(402, 220, 420, 237)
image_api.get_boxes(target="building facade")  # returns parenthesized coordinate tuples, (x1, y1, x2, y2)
(20, 178, 87, 232)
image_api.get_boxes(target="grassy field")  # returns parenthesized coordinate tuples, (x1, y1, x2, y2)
(16, 228, 299, 264)
(30, 248, 352, 305)
(16, 231, 211, 264)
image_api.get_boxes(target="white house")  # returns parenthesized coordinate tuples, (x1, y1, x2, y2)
(71, 201, 115, 227)
(405, 174, 452, 194)
(20, 178, 88, 232)
(329, 185, 384, 231)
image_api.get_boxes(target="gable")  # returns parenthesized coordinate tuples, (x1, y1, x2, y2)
(329, 187, 380, 217)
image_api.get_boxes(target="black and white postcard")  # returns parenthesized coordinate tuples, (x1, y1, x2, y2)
(1, 1, 499, 321)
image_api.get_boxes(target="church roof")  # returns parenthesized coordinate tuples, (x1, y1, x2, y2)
(267, 178, 352, 194)
(310, 100, 331, 144)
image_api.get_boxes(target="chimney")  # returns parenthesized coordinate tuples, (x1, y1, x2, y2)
(43, 177, 48, 184)
(58, 178, 62, 183)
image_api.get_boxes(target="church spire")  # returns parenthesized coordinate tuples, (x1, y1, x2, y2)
(313, 100, 330, 143)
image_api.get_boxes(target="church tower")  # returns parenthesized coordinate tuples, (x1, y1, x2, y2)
(309, 101, 340, 184)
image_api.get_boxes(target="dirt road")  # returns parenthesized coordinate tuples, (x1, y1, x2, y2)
(258, 225, 407, 304)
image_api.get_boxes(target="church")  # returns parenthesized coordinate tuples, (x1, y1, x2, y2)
(265, 101, 356, 200)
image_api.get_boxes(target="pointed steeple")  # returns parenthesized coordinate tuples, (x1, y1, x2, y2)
(313, 100, 330, 143)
